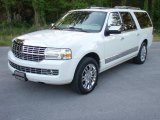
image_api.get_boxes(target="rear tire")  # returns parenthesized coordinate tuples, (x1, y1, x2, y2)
(133, 42, 147, 64)
(71, 57, 99, 94)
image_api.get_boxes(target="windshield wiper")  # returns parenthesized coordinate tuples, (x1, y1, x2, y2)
(68, 27, 88, 32)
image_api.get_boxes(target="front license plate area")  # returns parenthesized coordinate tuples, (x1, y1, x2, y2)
(14, 70, 27, 81)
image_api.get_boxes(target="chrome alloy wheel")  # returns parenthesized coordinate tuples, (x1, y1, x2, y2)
(81, 64, 97, 90)
(140, 45, 147, 62)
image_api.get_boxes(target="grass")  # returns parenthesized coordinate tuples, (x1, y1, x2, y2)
(153, 33, 160, 42)
(0, 26, 40, 46)
(0, 27, 160, 46)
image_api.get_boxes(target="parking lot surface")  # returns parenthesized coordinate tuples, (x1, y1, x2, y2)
(0, 43, 160, 120)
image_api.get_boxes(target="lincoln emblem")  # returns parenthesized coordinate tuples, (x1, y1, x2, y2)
(15, 39, 24, 45)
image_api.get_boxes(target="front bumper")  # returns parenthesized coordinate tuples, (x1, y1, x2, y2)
(8, 50, 78, 85)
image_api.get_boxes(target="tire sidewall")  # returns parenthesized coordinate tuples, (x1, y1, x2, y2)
(139, 42, 147, 63)
(74, 57, 99, 94)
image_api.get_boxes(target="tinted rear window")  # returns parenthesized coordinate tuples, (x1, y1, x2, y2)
(134, 12, 152, 29)
(120, 12, 137, 31)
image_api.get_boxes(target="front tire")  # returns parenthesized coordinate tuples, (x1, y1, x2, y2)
(71, 57, 99, 94)
(133, 42, 147, 64)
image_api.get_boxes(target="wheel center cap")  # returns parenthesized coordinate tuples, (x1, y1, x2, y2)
(86, 72, 92, 80)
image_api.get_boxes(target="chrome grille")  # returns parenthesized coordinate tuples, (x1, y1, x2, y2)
(9, 61, 59, 76)
(12, 41, 46, 62)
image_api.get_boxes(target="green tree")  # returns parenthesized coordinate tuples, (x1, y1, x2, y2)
(1, 0, 16, 23)
(32, 0, 46, 26)
(102, 0, 112, 7)
(144, 0, 148, 11)
(152, 0, 160, 27)
(121, 0, 127, 5)
(0, 0, 160, 30)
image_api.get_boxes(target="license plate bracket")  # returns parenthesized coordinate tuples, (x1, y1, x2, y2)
(14, 70, 27, 81)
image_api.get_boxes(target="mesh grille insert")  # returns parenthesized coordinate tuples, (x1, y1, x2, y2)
(9, 61, 59, 76)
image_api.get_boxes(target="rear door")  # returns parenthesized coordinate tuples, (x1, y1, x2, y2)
(119, 12, 139, 56)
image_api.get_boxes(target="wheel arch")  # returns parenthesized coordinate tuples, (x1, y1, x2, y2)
(143, 39, 148, 47)
(139, 39, 148, 51)
(73, 52, 101, 80)
(81, 52, 100, 68)
(71, 52, 100, 93)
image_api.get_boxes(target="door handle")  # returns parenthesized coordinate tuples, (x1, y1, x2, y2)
(137, 33, 140, 36)
(121, 37, 125, 40)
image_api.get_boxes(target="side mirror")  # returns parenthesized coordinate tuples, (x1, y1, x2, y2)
(104, 25, 122, 36)
(104, 29, 121, 36)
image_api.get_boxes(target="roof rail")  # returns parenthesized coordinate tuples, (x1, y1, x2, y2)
(114, 6, 141, 10)
(88, 6, 110, 9)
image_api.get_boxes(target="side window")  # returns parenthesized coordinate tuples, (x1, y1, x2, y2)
(107, 12, 122, 31)
(120, 12, 137, 32)
(134, 12, 152, 29)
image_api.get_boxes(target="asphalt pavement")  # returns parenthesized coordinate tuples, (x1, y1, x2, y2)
(0, 43, 160, 120)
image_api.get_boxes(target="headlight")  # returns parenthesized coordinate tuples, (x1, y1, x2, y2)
(45, 48, 72, 60)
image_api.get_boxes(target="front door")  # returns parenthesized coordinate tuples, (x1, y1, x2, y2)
(103, 12, 124, 69)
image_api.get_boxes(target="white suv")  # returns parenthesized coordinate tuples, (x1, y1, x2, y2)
(8, 6, 153, 94)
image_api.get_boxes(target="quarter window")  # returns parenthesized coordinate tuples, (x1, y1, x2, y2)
(120, 12, 137, 31)
(134, 12, 152, 29)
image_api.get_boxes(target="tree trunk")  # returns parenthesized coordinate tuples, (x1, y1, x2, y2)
(32, 1, 40, 27)
(32, 0, 46, 26)
(33, 7, 39, 26)
(4, 5, 11, 23)
(144, 0, 148, 11)
(110, 0, 113, 7)
(151, 0, 155, 19)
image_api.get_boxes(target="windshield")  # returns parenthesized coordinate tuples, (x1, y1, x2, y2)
(54, 11, 107, 32)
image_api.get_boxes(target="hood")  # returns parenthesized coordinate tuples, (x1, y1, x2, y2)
(16, 29, 96, 48)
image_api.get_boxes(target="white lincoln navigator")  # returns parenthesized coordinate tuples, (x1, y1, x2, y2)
(8, 6, 153, 94)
